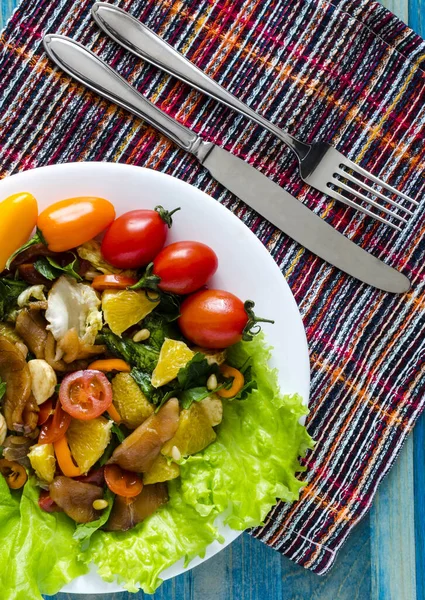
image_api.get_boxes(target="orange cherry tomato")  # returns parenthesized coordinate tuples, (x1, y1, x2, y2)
(53, 436, 81, 477)
(88, 358, 131, 373)
(39, 402, 71, 444)
(217, 365, 245, 398)
(37, 398, 54, 426)
(38, 197, 116, 252)
(59, 370, 113, 420)
(91, 274, 138, 291)
(104, 464, 143, 497)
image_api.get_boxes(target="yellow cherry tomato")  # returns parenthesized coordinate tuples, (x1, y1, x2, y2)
(0, 192, 38, 271)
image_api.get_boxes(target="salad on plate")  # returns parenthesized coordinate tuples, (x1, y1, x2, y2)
(0, 191, 313, 597)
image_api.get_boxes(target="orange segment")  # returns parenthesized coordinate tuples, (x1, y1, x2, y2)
(151, 339, 194, 388)
(102, 289, 159, 336)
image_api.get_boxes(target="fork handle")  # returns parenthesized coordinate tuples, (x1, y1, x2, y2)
(92, 2, 310, 160)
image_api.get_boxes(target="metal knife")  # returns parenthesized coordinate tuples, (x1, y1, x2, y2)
(42, 34, 410, 293)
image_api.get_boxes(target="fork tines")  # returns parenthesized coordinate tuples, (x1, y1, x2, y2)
(329, 160, 418, 231)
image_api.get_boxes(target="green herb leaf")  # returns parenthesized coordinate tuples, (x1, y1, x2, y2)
(0, 277, 28, 320)
(102, 329, 159, 373)
(111, 423, 125, 443)
(141, 312, 180, 351)
(33, 258, 57, 281)
(0, 378, 6, 402)
(34, 254, 82, 282)
(177, 353, 218, 390)
(154, 389, 178, 412)
(179, 386, 211, 409)
(155, 292, 181, 322)
(73, 488, 114, 550)
(130, 368, 176, 407)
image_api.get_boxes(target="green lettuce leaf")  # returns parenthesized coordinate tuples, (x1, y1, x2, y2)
(85, 335, 314, 592)
(0, 477, 87, 600)
(1, 335, 313, 596)
(73, 488, 115, 551)
(86, 479, 221, 593)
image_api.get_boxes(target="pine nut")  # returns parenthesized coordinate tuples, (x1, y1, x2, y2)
(171, 445, 181, 461)
(207, 374, 218, 390)
(133, 329, 150, 342)
(92, 499, 109, 510)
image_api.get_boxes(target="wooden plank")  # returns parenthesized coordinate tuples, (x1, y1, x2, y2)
(44, 522, 370, 600)
(408, 0, 424, 38)
(383, 0, 409, 21)
(414, 417, 425, 600)
(370, 434, 417, 600)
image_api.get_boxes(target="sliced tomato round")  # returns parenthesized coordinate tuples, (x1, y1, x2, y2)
(39, 402, 71, 444)
(104, 464, 143, 498)
(38, 490, 61, 513)
(37, 398, 54, 426)
(91, 274, 138, 291)
(75, 466, 105, 487)
(59, 370, 113, 420)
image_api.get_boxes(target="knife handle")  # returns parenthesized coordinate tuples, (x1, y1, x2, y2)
(43, 34, 212, 159)
(91, 2, 310, 158)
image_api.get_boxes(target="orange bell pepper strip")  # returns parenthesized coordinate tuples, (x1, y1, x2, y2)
(53, 435, 81, 478)
(217, 365, 245, 398)
(88, 358, 131, 373)
(6, 196, 116, 268)
(107, 404, 122, 424)
(0, 192, 38, 272)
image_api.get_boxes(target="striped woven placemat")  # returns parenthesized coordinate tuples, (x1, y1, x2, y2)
(0, 0, 424, 575)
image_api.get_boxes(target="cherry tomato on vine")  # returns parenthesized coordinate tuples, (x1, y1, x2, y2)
(101, 206, 179, 269)
(152, 241, 218, 295)
(178, 290, 274, 348)
(59, 370, 112, 420)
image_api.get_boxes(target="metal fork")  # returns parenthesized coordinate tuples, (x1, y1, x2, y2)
(92, 2, 418, 231)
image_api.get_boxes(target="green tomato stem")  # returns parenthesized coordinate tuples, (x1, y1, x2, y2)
(154, 205, 181, 228)
(5, 228, 46, 271)
(242, 300, 275, 342)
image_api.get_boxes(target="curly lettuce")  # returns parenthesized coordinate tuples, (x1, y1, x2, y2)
(0, 335, 313, 596)
(0, 477, 87, 600)
(86, 336, 313, 592)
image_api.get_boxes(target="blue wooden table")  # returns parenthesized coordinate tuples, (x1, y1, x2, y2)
(1, 1, 424, 599)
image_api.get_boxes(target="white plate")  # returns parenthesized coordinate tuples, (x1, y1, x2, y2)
(0, 162, 310, 593)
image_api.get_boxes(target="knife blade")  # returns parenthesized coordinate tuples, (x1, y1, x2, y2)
(42, 34, 410, 293)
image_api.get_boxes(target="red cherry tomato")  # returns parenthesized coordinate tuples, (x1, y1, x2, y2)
(101, 207, 179, 269)
(59, 370, 113, 420)
(91, 274, 138, 290)
(104, 464, 143, 498)
(38, 490, 61, 513)
(39, 402, 71, 444)
(37, 398, 54, 426)
(153, 241, 218, 294)
(179, 289, 248, 348)
(75, 466, 105, 487)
